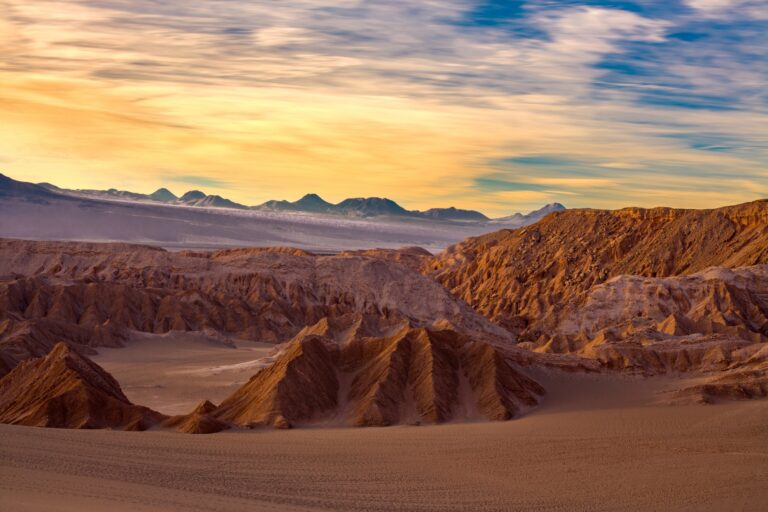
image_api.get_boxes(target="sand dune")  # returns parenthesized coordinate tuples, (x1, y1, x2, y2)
(1, 374, 766, 511)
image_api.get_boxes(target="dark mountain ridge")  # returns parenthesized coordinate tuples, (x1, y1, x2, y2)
(3, 172, 562, 222)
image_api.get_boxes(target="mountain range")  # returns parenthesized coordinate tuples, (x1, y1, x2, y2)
(0, 199, 765, 431)
(31, 175, 565, 223)
(0, 173, 500, 252)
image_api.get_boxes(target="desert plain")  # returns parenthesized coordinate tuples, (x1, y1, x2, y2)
(2, 367, 766, 512)
(0, 182, 766, 511)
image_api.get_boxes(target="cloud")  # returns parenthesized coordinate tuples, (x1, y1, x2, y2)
(254, 27, 315, 46)
(0, 0, 764, 216)
(599, 162, 643, 169)
(684, 0, 768, 17)
(528, 177, 617, 188)
(168, 175, 231, 190)
(685, 0, 739, 11)
(493, 190, 558, 203)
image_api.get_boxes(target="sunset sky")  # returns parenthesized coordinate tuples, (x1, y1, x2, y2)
(1, 0, 766, 216)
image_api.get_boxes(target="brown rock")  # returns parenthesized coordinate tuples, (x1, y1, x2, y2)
(0, 342, 165, 430)
(161, 400, 229, 434)
(214, 322, 544, 428)
(339, 246, 433, 272)
(428, 200, 767, 338)
(427, 201, 768, 376)
(214, 336, 340, 428)
(0, 239, 500, 376)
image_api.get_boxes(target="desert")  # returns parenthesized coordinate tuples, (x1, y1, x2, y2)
(2, 1, 767, 508)
(2, 380, 767, 512)
(1, 188, 766, 510)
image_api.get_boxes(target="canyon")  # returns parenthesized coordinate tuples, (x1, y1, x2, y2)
(0, 200, 765, 431)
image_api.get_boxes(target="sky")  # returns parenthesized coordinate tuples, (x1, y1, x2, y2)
(0, 0, 766, 216)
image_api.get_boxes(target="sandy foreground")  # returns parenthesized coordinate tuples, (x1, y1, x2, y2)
(1, 337, 767, 511)
(1, 381, 766, 511)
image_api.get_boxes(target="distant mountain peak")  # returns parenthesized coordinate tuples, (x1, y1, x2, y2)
(149, 187, 177, 202)
(1, 173, 57, 200)
(182, 192, 246, 210)
(295, 193, 332, 205)
(335, 197, 411, 217)
(180, 190, 206, 202)
(422, 207, 489, 222)
(491, 203, 567, 226)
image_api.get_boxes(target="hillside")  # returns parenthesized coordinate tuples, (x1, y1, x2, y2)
(212, 322, 543, 428)
(0, 240, 510, 378)
(427, 200, 768, 375)
(0, 201, 766, 432)
(430, 201, 767, 329)
(0, 343, 165, 429)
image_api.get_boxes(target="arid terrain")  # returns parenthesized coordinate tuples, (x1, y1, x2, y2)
(92, 333, 276, 415)
(0, 199, 766, 510)
(1, 381, 766, 512)
(3, 0, 766, 507)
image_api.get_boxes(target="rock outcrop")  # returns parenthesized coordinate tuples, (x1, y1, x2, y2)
(0, 239, 503, 377)
(672, 371, 768, 404)
(427, 201, 768, 392)
(338, 246, 433, 272)
(429, 201, 767, 335)
(528, 266, 768, 370)
(428, 201, 767, 351)
(663, 344, 768, 403)
(161, 400, 229, 434)
(0, 343, 165, 429)
(212, 322, 544, 428)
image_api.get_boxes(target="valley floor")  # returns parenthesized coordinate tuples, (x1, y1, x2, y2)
(92, 332, 277, 415)
(1, 378, 766, 512)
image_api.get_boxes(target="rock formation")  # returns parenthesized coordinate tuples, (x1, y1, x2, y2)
(339, 246, 433, 272)
(428, 201, 767, 345)
(212, 321, 544, 428)
(0, 342, 165, 429)
(427, 200, 768, 389)
(533, 266, 768, 369)
(663, 343, 768, 404)
(0, 200, 765, 433)
(161, 400, 229, 434)
(0, 239, 504, 377)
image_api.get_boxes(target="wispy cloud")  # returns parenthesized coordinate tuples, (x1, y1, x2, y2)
(684, 0, 768, 18)
(167, 175, 231, 190)
(0, 0, 765, 214)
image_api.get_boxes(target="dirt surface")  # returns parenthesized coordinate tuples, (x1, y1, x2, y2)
(93, 332, 276, 415)
(1, 374, 766, 512)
